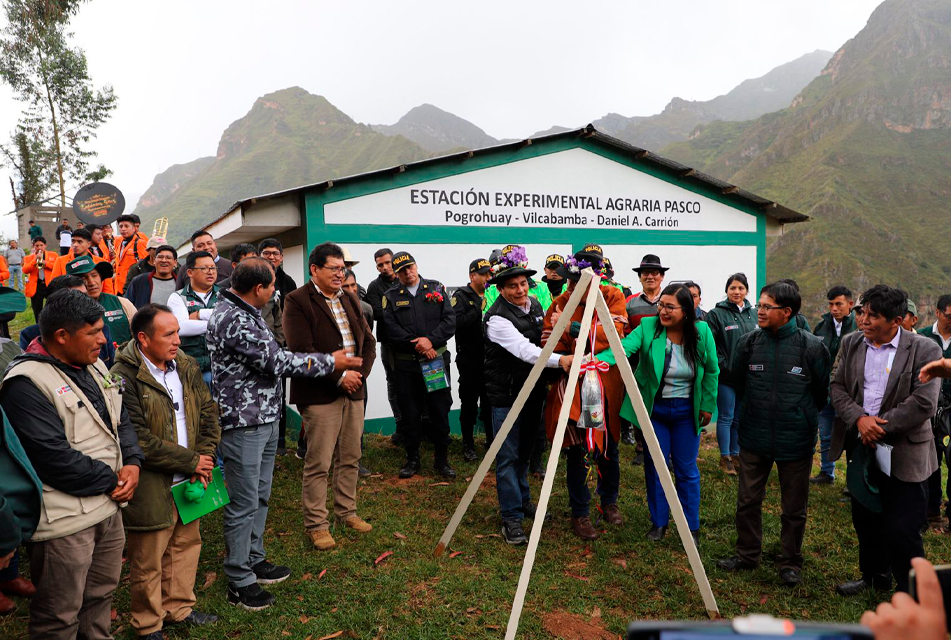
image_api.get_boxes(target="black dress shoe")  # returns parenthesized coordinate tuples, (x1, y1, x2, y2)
(435, 460, 456, 479)
(632, 452, 645, 466)
(836, 575, 892, 596)
(180, 610, 218, 625)
(390, 432, 405, 447)
(809, 472, 834, 485)
(398, 458, 420, 479)
(462, 446, 478, 462)
(646, 526, 667, 541)
(276, 446, 288, 457)
(716, 555, 757, 572)
(780, 567, 802, 586)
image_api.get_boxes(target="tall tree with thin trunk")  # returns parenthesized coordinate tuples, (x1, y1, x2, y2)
(0, 0, 116, 208)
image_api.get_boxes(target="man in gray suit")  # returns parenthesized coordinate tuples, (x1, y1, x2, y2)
(831, 285, 942, 595)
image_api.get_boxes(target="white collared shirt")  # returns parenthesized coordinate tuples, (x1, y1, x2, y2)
(932, 322, 951, 351)
(485, 299, 561, 368)
(139, 348, 189, 482)
(834, 317, 843, 337)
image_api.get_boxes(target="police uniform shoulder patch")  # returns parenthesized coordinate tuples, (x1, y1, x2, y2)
(381, 295, 387, 309)
(481, 297, 487, 311)
(451, 296, 458, 307)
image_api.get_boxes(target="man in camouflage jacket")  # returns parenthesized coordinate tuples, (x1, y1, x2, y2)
(206, 258, 362, 611)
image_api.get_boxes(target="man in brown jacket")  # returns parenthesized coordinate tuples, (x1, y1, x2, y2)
(283, 242, 376, 551)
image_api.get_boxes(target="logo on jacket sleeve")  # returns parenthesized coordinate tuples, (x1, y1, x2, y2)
(725, 324, 739, 331)
(749, 364, 764, 371)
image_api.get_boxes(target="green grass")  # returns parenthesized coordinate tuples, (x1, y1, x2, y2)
(3, 432, 950, 639)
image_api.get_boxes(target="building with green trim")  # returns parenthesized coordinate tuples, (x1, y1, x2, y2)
(178, 125, 806, 433)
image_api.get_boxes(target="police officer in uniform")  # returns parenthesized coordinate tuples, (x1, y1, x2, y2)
(453, 258, 492, 461)
(382, 252, 457, 479)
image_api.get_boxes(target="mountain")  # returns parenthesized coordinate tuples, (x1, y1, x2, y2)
(371, 103, 498, 152)
(661, 0, 951, 317)
(132, 87, 432, 245)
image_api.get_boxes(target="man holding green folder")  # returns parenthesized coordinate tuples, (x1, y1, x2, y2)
(112, 304, 221, 638)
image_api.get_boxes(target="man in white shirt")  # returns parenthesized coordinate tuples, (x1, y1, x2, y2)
(112, 304, 221, 637)
(168, 251, 221, 388)
(483, 263, 572, 545)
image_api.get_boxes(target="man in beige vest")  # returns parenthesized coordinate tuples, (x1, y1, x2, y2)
(0, 289, 144, 640)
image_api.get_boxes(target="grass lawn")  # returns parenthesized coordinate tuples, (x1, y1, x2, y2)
(2, 427, 951, 639)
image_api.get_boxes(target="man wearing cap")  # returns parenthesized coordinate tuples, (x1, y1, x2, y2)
(484, 259, 573, 544)
(482, 246, 554, 313)
(125, 236, 165, 285)
(453, 258, 492, 461)
(66, 256, 137, 348)
(541, 254, 567, 300)
(381, 251, 457, 479)
(50, 228, 116, 294)
(903, 299, 920, 333)
(543, 251, 628, 541)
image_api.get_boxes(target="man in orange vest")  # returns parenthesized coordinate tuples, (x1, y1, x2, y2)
(49, 228, 115, 294)
(23, 236, 58, 319)
(113, 214, 148, 295)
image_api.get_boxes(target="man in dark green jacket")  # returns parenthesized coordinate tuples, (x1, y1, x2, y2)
(920, 294, 951, 524)
(811, 286, 856, 484)
(717, 282, 830, 587)
(112, 304, 220, 636)
(0, 408, 42, 614)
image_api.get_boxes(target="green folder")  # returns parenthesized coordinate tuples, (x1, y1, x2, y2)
(171, 466, 230, 524)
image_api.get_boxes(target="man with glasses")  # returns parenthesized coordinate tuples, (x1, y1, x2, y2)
(364, 248, 405, 445)
(258, 239, 297, 310)
(125, 245, 179, 309)
(919, 295, 951, 528)
(168, 251, 221, 387)
(717, 281, 830, 587)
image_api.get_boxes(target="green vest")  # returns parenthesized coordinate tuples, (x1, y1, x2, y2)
(176, 283, 220, 372)
(99, 293, 131, 346)
(482, 278, 553, 314)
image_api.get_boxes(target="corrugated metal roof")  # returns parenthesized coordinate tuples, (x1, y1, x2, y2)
(207, 124, 808, 228)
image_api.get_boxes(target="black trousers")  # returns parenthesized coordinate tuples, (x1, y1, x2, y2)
(381, 344, 404, 431)
(735, 449, 812, 570)
(851, 467, 928, 593)
(31, 279, 47, 320)
(926, 439, 950, 516)
(394, 367, 452, 460)
(457, 358, 488, 447)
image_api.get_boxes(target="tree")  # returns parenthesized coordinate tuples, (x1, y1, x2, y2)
(0, 0, 117, 208)
(4, 129, 51, 209)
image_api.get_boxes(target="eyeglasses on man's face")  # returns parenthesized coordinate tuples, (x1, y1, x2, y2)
(190, 266, 218, 273)
(321, 266, 346, 275)
(657, 303, 682, 312)
(754, 304, 788, 312)
(261, 250, 282, 258)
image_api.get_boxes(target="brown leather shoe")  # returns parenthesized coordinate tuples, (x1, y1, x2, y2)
(570, 516, 599, 540)
(307, 529, 336, 550)
(720, 456, 737, 476)
(602, 504, 623, 526)
(0, 576, 36, 598)
(0, 591, 15, 615)
(338, 515, 372, 533)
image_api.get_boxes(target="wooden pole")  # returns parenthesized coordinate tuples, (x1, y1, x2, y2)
(434, 269, 594, 557)
(503, 273, 602, 640)
(593, 289, 720, 618)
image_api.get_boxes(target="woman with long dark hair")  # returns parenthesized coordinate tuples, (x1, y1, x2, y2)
(705, 273, 757, 476)
(600, 283, 718, 543)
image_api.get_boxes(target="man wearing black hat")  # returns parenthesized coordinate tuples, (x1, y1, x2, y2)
(381, 252, 457, 479)
(453, 259, 492, 461)
(628, 253, 669, 330)
(542, 254, 567, 300)
(483, 245, 555, 313)
(484, 260, 572, 544)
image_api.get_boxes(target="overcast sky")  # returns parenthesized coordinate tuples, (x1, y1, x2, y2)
(0, 0, 883, 238)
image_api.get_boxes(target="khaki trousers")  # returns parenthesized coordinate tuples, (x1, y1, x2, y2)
(29, 511, 125, 640)
(126, 517, 201, 634)
(301, 397, 364, 531)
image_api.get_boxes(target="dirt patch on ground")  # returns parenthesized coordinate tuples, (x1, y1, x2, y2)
(542, 611, 616, 640)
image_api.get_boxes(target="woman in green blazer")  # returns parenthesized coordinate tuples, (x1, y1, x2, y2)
(600, 283, 718, 543)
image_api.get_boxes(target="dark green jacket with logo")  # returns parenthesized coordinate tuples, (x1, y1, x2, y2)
(705, 299, 757, 387)
(813, 311, 857, 364)
(732, 320, 831, 461)
(111, 342, 220, 531)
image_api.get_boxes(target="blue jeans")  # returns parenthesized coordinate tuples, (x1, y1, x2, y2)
(219, 421, 279, 587)
(645, 398, 701, 530)
(566, 431, 620, 517)
(716, 384, 740, 457)
(817, 402, 836, 478)
(491, 401, 541, 522)
(8, 265, 22, 291)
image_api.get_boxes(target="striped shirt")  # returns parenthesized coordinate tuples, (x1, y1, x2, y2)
(315, 283, 356, 356)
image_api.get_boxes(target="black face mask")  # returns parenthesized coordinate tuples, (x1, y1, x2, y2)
(546, 279, 563, 296)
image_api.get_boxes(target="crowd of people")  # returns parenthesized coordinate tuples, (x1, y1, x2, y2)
(1, 222, 951, 639)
